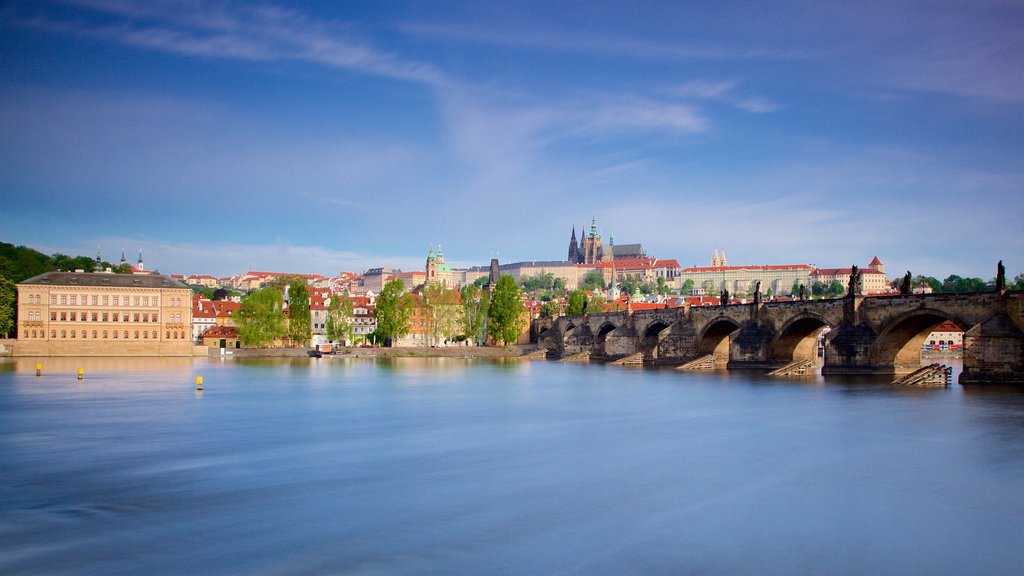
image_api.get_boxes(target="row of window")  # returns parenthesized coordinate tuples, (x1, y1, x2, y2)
(39, 294, 172, 307)
(27, 311, 173, 323)
(23, 329, 188, 340)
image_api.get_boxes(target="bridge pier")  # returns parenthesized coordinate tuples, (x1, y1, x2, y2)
(960, 311, 1024, 385)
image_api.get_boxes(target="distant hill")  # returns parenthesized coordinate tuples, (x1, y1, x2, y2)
(0, 241, 125, 283)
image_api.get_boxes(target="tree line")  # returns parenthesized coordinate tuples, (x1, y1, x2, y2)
(232, 275, 528, 348)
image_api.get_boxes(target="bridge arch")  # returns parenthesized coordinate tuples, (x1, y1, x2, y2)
(697, 317, 741, 361)
(561, 322, 577, 345)
(772, 313, 833, 363)
(594, 321, 618, 358)
(641, 321, 672, 360)
(871, 308, 967, 371)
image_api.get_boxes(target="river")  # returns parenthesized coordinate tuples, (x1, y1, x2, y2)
(1, 357, 1023, 575)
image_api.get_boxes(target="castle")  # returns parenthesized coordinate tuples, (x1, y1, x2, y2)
(567, 217, 645, 264)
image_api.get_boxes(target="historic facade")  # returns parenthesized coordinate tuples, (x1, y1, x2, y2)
(567, 217, 611, 265)
(15, 271, 195, 356)
(425, 245, 454, 288)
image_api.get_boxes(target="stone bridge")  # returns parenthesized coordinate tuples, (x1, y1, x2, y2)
(534, 290, 1024, 385)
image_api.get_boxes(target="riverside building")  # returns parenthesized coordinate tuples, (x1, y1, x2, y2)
(15, 271, 195, 356)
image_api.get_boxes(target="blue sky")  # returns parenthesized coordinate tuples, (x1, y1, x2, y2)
(1, 0, 1021, 279)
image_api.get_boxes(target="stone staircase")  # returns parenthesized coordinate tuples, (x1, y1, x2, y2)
(892, 364, 952, 387)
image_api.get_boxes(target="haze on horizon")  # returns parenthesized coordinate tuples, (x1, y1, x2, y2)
(1, 1, 1021, 279)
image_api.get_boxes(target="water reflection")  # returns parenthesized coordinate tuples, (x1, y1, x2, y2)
(1, 358, 1022, 575)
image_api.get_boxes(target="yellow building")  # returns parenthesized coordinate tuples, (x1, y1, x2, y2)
(15, 271, 195, 356)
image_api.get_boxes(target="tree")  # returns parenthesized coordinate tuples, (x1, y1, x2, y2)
(539, 301, 560, 318)
(566, 290, 587, 316)
(460, 284, 489, 345)
(587, 293, 609, 313)
(326, 294, 354, 344)
(791, 280, 801, 296)
(488, 275, 526, 345)
(913, 275, 942, 293)
(614, 276, 638, 295)
(373, 278, 412, 346)
(0, 274, 15, 338)
(680, 279, 695, 295)
(580, 270, 606, 291)
(424, 282, 462, 345)
(1013, 273, 1024, 291)
(521, 272, 556, 292)
(285, 281, 311, 346)
(942, 275, 988, 293)
(655, 276, 670, 295)
(236, 287, 286, 347)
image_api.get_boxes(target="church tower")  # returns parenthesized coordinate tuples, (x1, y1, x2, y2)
(425, 245, 437, 284)
(567, 227, 580, 263)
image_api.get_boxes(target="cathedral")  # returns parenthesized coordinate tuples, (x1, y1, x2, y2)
(567, 217, 611, 265)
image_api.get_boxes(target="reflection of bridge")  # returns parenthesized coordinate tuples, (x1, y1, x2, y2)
(535, 290, 1024, 385)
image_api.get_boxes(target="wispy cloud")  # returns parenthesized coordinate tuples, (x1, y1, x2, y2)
(666, 79, 779, 114)
(398, 20, 810, 62)
(21, 0, 444, 85)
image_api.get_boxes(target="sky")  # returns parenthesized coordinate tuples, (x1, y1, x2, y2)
(1, 0, 1022, 279)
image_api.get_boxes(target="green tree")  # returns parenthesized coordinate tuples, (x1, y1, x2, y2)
(472, 276, 489, 289)
(619, 276, 640, 296)
(1013, 273, 1024, 290)
(655, 276, 670, 295)
(580, 270, 606, 291)
(942, 275, 988, 293)
(460, 284, 489, 345)
(566, 290, 587, 316)
(424, 282, 462, 345)
(539, 301, 560, 318)
(0, 274, 16, 337)
(521, 272, 556, 292)
(488, 275, 526, 345)
(680, 279, 695, 295)
(587, 293, 609, 313)
(326, 294, 354, 344)
(236, 287, 286, 347)
(791, 280, 801, 296)
(373, 278, 412, 346)
(286, 281, 311, 346)
(552, 277, 566, 293)
(827, 280, 845, 297)
(913, 275, 942, 293)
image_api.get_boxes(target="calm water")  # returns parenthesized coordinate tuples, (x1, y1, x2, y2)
(2, 357, 1023, 575)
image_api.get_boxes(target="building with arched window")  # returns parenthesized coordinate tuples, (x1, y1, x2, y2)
(15, 271, 195, 356)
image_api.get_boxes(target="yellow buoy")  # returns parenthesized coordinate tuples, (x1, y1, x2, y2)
(195, 375, 203, 391)
(36, 363, 42, 377)
(78, 368, 84, 380)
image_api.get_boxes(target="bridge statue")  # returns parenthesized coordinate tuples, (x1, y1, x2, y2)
(721, 289, 730, 306)
(996, 260, 1006, 292)
(798, 284, 806, 301)
(753, 281, 762, 306)
(848, 265, 862, 297)
(900, 271, 912, 296)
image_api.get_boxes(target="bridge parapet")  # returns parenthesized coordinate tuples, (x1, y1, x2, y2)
(530, 290, 1024, 383)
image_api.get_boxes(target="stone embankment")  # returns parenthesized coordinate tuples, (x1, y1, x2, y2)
(222, 345, 540, 359)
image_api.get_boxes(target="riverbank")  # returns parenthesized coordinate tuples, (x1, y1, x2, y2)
(218, 345, 539, 359)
